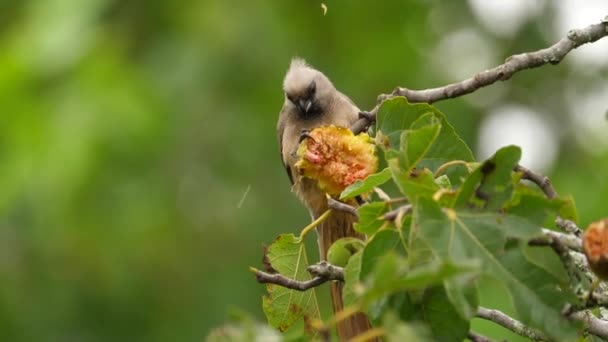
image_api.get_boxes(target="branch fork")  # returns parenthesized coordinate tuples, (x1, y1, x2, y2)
(251, 261, 345, 291)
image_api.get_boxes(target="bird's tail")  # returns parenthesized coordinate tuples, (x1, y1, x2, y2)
(318, 210, 378, 341)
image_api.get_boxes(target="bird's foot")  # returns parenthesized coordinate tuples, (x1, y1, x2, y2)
(299, 129, 315, 143)
(358, 111, 374, 121)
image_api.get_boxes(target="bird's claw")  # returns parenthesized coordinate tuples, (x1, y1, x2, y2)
(358, 111, 374, 120)
(299, 129, 315, 143)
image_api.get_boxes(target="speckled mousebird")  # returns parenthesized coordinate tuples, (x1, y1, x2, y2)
(277, 58, 376, 341)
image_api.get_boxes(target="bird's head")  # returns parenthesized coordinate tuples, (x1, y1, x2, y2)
(283, 58, 335, 119)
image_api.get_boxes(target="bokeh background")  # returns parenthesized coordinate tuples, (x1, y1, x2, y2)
(0, 0, 607, 341)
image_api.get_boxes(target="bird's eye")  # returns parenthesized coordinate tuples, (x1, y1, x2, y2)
(307, 81, 316, 95)
(286, 94, 296, 104)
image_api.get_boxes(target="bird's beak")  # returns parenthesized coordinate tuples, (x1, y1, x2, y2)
(298, 99, 313, 115)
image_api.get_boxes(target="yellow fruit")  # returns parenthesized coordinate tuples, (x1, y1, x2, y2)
(295, 125, 378, 196)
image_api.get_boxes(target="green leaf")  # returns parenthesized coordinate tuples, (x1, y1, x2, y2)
(382, 311, 433, 342)
(520, 243, 570, 285)
(500, 245, 578, 312)
(341, 167, 392, 199)
(388, 159, 440, 201)
(506, 189, 578, 226)
(361, 229, 402, 279)
(376, 97, 474, 171)
(443, 274, 479, 320)
(207, 316, 282, 342)
(415, 198, 576, 340)
(343, 250, 363, 307)
(261, 234, 320, 332)
(397, 286, 470, 342)
(454, 145, 521, 210)
(434, 174, 451, 188)
(375, 97, 416, 149)
(400, 113, 441, 170)
(354, 202, 389, 235)
(362, 253, 480, 304)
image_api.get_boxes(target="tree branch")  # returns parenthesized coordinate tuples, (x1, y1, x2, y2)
(515, 164, 557, 199)
(476, 307, 550, 341)
(467, 331, 496, 342)
(528, 228, 582, 252)
(307, 261, 345, 281)
(529, 230, 608, 308)
(350, 18, 608, 134)
(251, 261, 344, 291)
(252, 269, 327, 291)
(382, 204, 412, 221)
(570, 310, 608, 340)
(556, 217, 583, 238)
(327, 196, 359, 220)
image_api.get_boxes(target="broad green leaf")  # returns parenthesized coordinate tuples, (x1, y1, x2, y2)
(354, 202, 389, 235)
(382, 148, 400, 161)
(362, 253, 480, 304)
(341, 167, 392, 199)
(506, 189, 578, 226)
(362, 252, 401, 302)
(261, 234, 320, 332)
(376, 97, 474, 171)
(415, 198, 576, 340)
(400, 113, 441, 170)
(452, 163, 482, 208)
(443, 275, 479, 320)
(361, 229, 402, 279)
(398, 286, 470, 342)
(375, 97, 416, 149)
(410, 111, 439, 129)
(343, 250, 363, 307)
(500, 245, 577, 310)
(382, 311, 433, 342)
(388, 159, 439, 201)
(454, 145, 521, 210)
(434, 174, 451, 188)
(521, 243, 570, 285)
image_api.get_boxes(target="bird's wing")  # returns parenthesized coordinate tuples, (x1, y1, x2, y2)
(277, 109, 294, 185)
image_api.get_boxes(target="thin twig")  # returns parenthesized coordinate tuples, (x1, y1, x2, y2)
(349, 328, 385, 342)
(251, 268, 327, 291)
(527, 228, 582, 252)
(467, 331, 496, 342)
(570, 310, 608, 340)
(373, 187, 392, 202)
(327, 196, 359, 220)
(307, 261, 345, 281)
(299, 209, 332, 239)
(434, 160, 473, 177)
(251, 261, 345, 291)
(384, 197, 408, 205)
(556, 217, 583, 237)
(599, 306, 608, 321)
(476, 307, 550, 341)
(382, 204, 413, 221)
(515, 165, 557, 199)
(350, 19, 608, 134)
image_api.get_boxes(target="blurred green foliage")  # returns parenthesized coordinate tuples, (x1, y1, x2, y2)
(0, 0, 606, 341)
